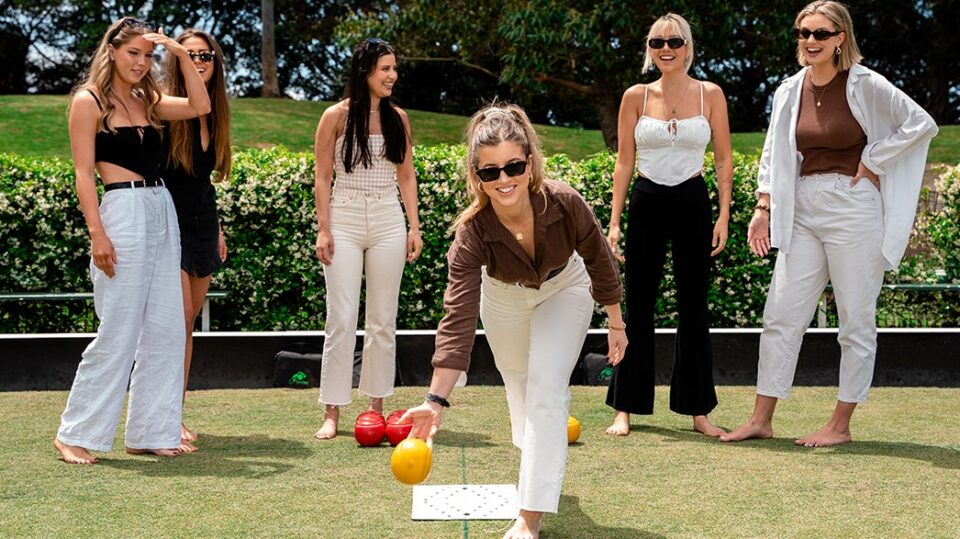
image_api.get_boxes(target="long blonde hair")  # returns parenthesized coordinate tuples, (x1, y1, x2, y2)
(453, 103, 546, 229)
(162, 29, 232, 182)
(795, 1, 863, 70)
(71, 17, 163, 134)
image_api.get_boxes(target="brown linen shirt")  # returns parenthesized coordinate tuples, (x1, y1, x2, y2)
(797, 69, 867, 176)
(431, 180, 623, 371)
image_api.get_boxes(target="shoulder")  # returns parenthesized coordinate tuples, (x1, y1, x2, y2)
(622, 84, 646, 100)
(70, 90, 101, 121)
(544, 180, 588, 208)
(393, 105, 410, 120)
(450, 218, 486, 261)
(318, 101, 348, 133)
(700, 80, 725, 99)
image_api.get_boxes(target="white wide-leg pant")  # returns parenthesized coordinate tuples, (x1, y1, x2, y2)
(319, 187, 407, 405)
(480, 255, 594, 513)
(57, 186, 186, 451)
(758, 173, 885, 403)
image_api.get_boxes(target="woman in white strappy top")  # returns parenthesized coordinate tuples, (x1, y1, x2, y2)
(312, 38, 423, 440)
(604, 13, 733, 438)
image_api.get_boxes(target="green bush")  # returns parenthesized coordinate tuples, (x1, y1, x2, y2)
(2, 149, 958, 332)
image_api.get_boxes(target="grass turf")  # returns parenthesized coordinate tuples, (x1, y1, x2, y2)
(2, 386, 958, 538)
(4, 95, 957, 163)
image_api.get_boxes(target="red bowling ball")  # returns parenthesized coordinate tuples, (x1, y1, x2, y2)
(385, 409, 413, 446)
(354, 411, 386, 447)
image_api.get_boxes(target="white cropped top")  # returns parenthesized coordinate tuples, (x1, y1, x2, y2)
(634, 82, 712, 186)
(334, 134, 397, 193)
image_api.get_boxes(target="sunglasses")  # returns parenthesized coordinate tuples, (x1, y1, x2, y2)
(107, 18, 156, 42)
(648, 37, 686, 50)
(476, 160, 528, 182)
(794, 28, 841, 41)
(364, 37, 389, 47)
(187, 51, 216, 63)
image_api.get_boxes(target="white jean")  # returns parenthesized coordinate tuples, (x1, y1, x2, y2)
(758, 173, 885, 403)
(57, 186, 185, 451)
(480, 255, 594, 513)
(319, 186, 407, 405)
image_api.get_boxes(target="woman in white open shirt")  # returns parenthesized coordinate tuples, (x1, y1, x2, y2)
(721, 0, 938, 447)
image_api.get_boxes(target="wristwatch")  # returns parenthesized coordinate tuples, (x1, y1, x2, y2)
(425, 392, 451, 408)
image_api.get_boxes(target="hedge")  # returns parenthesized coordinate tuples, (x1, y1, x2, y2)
(1, 148, 958, 332)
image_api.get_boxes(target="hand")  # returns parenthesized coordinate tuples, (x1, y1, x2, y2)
(710, 217, 729, 257)
(406, 229, 423, 262)
(218, 230, 228, 262)
(851, 161, 880, 190)
(607, 329, 628, 366)
(91, 232, 117, 278)
(400, 401, 442, 446)
(747, 212, 771, 257)
(144, 28, 188, 58)
(315, 230, 334, 265)
(607, 225, 624, 262)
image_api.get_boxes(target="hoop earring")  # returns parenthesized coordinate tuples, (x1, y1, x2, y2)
(835, 46, 841, 55)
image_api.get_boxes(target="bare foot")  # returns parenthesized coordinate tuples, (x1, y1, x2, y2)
(181, 423, 198, 442)
(53, 439, 98, 465)
(178, 440, 199, 453)
(605, 411, 630, 436)
(125, 447, 180, 457)
(693, 415, 726, 437)
(314, 404, 339, 440)
(795, 426, 852, 447)
(504, 510, 541, 539)
(719, 419, 773, 442)
(368, 397, 384, 415)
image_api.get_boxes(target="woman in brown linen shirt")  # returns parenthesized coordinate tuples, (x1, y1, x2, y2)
(402, 104, 627, 539)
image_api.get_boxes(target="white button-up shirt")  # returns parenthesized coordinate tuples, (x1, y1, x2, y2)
(757, 63, 939, 270)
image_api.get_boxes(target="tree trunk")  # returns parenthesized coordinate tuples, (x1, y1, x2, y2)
(261, 0, 281, 97)
(594, 85, 621, 151)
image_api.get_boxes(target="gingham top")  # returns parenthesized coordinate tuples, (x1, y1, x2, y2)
(333, 134, 397, 193)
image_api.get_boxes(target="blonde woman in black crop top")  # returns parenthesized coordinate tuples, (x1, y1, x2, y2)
(54, 17, 210, 465)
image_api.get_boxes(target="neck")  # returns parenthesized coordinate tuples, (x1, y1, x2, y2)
(492, 193, 532, 224)
(369, 94, 381, 111)
(809, 62, 839, 84)
(659, 70, 689, 86)
(111, 76, 134, 97)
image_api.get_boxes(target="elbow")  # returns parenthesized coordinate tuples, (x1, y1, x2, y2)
(195, 102, 212, 116)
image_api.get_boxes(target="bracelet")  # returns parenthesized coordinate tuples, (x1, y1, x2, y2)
(608, 322, 626, 331)
(754, 204, 770, 213)
(425, 392, 450, 408)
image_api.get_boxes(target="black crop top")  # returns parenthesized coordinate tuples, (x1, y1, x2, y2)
(88, 90, 162, 182)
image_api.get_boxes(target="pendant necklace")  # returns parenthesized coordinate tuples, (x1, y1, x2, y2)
(810, 73, 839, 107)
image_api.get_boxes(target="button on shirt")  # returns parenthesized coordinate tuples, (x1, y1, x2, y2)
(432, 180, 623, 371)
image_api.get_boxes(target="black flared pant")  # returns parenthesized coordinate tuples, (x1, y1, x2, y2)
(605, 175, 718, 416)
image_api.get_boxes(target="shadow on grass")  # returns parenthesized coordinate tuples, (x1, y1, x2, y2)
(550, 495, 666, 539)
(635, 425, 960, 470)
(98, 433, 309, 478)
(437, 430, 496, 448)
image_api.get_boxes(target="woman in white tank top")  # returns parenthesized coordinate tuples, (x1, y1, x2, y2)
(604, 13, 734, 438)
(312, 38, 422, 440)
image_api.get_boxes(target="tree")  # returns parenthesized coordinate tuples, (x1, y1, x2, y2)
(261, 0, 281, 97)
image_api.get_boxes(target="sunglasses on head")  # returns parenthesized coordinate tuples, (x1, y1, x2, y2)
(107, 18, 156, 42)
(187, 51, 216, 63)
(476, 160, 528, 182)
(794, 28, 841, 41)
(364, 37, 389, 47)
(648, 37, 686, 50)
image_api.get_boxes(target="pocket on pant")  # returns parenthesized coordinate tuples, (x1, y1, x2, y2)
(839, 179, 879, 203)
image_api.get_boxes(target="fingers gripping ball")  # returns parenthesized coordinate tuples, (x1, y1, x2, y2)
(354, 411, 386, 447)
(390, 438, 432, 485)
(567, 416, 581, 445)
(385, 409, 413, 447)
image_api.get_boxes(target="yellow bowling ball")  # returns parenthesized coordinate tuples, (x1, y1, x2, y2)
(390, 438, 432, 485)
(567, 416, 581, 444)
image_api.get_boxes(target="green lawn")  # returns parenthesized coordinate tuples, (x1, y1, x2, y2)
(4, 95, 956, 163)
(3, 386, 958, 538)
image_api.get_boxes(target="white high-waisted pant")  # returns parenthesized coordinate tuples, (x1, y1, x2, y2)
(319, 187, 407, 405)
(758, 173, 885, 403)
(57, 185, 186, 451)
(480, 255, 594, 513)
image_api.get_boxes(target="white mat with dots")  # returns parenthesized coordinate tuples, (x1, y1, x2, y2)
(411, 484, 519, 520)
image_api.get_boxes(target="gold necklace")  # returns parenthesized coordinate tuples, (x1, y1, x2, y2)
(663, 78, 692, 116)
(809, 72, 840, 107)
(502, 202, 532, 242)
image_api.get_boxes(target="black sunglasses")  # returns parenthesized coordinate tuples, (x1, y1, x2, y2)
(187, 51, 216, 63)
(364, 37, 389, 47)
(107, 18, 156, 42)
(476, 160, 528, 182)
(648, 37, 686, 50)
(794, 28, 841, 41)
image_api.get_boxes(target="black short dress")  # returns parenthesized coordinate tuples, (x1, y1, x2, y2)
(160, 119, 223, 278)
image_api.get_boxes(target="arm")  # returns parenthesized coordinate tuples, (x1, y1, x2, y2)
(69, 92, 117, 278)
(314, 106, 341, 265)
(394, 108, 423, 262)
(608, 86, 642, 262)
(706, 82, 733, 257)
(858, 73, 939, 177)
(150, 29, 212, 120)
